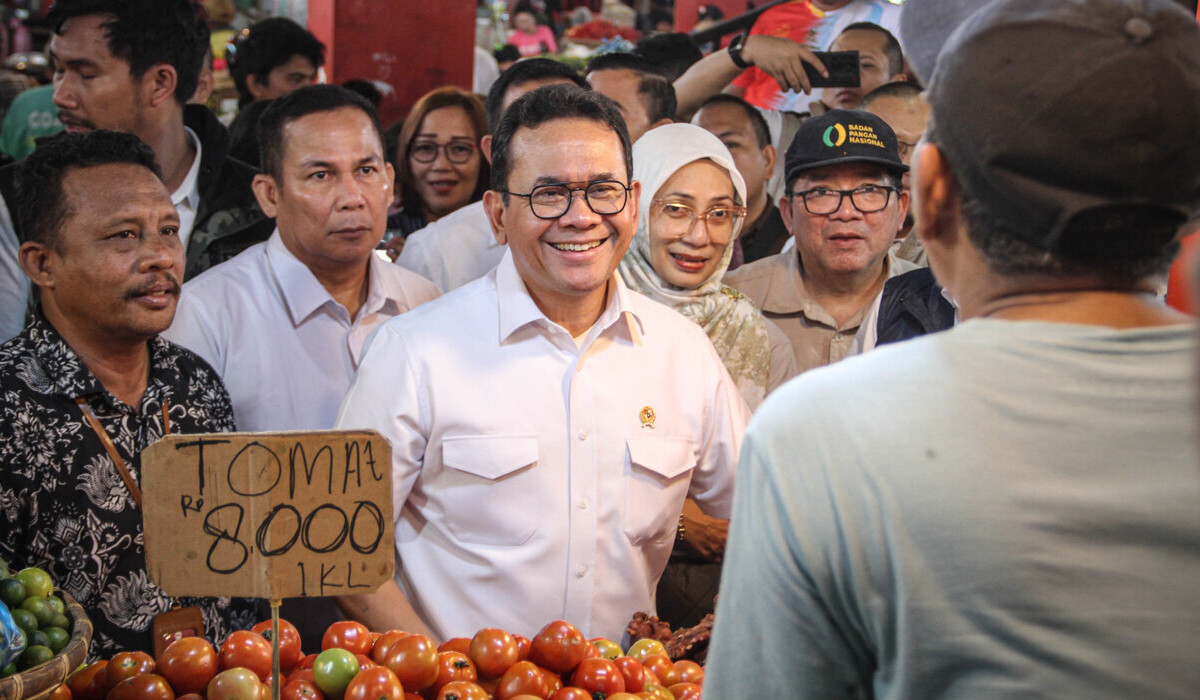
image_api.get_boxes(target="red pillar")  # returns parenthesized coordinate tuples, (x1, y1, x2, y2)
(307, 0, 476, 128)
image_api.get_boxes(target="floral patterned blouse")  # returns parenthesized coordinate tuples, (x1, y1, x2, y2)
(0, 313, 264, 658)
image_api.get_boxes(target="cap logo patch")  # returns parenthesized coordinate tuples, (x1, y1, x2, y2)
(846, 123, 886, 149)
(822, 123, 847, 147)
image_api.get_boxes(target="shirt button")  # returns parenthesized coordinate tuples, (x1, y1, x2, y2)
(578, 430, 588, 441)
(579, 499, 589, 510)
(576, 566, 587, 578)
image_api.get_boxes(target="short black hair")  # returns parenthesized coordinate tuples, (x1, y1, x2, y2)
(493, 45, 521, 65)
(490, 84, 632, 195)
(342, 79, 383, 109)
(586, 53, 678, 125)
(697, 94, 770, 150)
(839, 21, 904, 77)
(16, 130, 162, 248)
(227, 17, 326, 107)
(859, 81, 922, 108)
(48, 0, 207, 105)
(486, 58, 586, 133)
(634, 33, 702, 83)
(257, 84, 384, 182)
(227, 98, 273, 168)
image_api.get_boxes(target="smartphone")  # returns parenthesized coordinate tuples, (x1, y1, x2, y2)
(803, 51, 861, 89)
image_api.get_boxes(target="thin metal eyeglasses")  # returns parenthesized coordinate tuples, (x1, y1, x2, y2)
(651, 199, 747, 241)
(788, 184, 898, 215)
(409, 140, 478, 164)
(896, 140, 917, 161)
(499, 180, 632, 219)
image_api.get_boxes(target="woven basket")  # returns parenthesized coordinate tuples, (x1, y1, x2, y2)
(0, 591, 92, 700)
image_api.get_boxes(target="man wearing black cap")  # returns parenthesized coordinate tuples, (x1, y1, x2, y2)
(705, 0, 1200, 697)
(723, 108, 916, 374)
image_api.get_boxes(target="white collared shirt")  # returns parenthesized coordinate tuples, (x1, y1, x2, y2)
(164, 230, 441, 431)
(335, 251, 749, 642)
(172, 127, 203, 250)
(396, 201, 506, 292)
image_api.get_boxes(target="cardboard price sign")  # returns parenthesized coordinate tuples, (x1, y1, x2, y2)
(142, 431, 393, 599)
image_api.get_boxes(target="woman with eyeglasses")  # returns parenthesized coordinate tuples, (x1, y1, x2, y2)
(619, 123, 796, 412)
(386, 87, 490, 256)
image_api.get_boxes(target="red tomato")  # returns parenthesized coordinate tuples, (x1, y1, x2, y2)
(468, 628, 519, 680)
(251, 619, 304, 673)
(604, 695, 641, 700)
(436, 638, 471, 656)
(355, 655, 377, 670)
(538, 667, 562, 695)
(372, 632, 409, 666)
(512, 636, 531, 661)
(673, 660, 703, 686)
(547, 689, 591, 700)
(431, 652, 477, 695)
(157, 637, 218, 695)
(343, 666, 405, 700)
(639, 684, 674, 700)
(640, 656, 677, 688)
(175, 694, 204, 700)
(106, 674, 174, 700)
(527, 621, 587, 675)
(495, 661, 548, 700)
(285, 669, 316, 687)
(668, 682, 702, 700)
(382, 634, 439, 692)
(569, 658, 624, 697)
(49, 685, 72, 700)
(281, 680, 324, 700)
(207, 668, 264, 700)
(220, 631, 274, 682)
(106, 652, 156, 693)
(611, 657, 645, 694)
(435, 681, 490, 700)
(69, 660, 109, 700)
(321, 622, 372, 656)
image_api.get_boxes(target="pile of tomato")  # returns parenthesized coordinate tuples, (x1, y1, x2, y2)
(58, 619, 701, 700)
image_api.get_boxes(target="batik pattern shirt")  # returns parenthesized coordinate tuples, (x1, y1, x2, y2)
(0, 313, 264, 658)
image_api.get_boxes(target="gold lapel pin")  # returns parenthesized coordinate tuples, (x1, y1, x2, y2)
(640, 406, 656, 429)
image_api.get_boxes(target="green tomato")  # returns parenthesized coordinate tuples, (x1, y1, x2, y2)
(15, 568, 53, 599)
(590, 637, 623, 661)
(311, 648, 360, 696)
(625, 637, 668, 663)
(10, 608, 38, 635)
(17, 645, 54, 671)
(46, 595, 65, 616)
(48, 612, 70, 630)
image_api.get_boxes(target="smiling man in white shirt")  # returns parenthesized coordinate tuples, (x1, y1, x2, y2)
(164, 85, 439, 432)
(335, 84, 749, 642)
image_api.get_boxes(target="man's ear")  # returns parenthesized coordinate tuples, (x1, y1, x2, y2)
(145, 63, 179, 108)
(912, 141, 959, 249)
(481, 134, 493, 164)
(761, 143, 777, 179)
(649, 117, 673, 132)
(252, 173, 280, 219)
(19, 241, 55, 290)
(778, 194, 796, 236)
(483, 189, 507, 245)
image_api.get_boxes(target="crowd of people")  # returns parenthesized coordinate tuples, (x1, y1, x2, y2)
(1, 0, 1199, 695)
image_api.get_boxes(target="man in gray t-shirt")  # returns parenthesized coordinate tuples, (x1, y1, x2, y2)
(705, 1, 1200, 697)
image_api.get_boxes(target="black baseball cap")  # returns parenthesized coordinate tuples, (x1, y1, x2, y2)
(783, 110, 907, 188)
(906, 0, 1200, 250)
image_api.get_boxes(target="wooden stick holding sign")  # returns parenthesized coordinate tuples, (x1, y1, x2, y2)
(140, 429, 394, 692)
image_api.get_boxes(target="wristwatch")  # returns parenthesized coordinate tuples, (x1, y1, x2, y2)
(727, 32, 752, 69)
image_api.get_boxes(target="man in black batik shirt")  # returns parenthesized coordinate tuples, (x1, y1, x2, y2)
(0, 131, 262, 658)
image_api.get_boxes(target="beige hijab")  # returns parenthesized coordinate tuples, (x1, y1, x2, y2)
(619, 123, 771, 409)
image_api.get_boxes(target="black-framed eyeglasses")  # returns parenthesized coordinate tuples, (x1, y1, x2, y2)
(651, 199, 747, 241)
(410, 140, 478, 164)
(499, 180, 632, 219)
(788, 184, 898, 215)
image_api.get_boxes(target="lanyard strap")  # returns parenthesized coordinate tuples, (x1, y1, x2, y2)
(74, 398, 170, 510)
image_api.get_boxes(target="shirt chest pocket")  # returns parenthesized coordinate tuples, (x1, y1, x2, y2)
(624, 436, 696, 546)
(439, 435, 540, 546)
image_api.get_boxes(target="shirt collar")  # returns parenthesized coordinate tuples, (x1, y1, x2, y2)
(26, 311, 173, 406)
(266, 231, 398, 325)
(759, 249, 902, 318)
(171, 127, 203, 212)
(495, 249, 644, 344)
